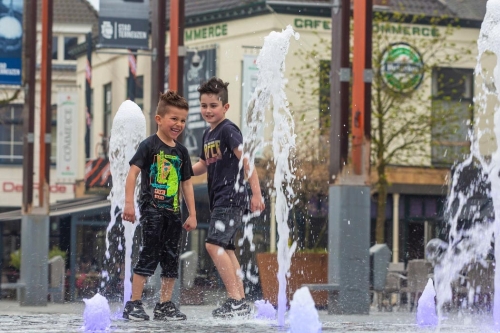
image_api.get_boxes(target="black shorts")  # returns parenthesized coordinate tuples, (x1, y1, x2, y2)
(205, 206, 243, 251)
(133, 205, 183, 278)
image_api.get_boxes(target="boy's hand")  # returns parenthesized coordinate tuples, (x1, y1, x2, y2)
(183, 215, 197, 231)
(122, 203, 136, 223)
(250, 194, 265, 213)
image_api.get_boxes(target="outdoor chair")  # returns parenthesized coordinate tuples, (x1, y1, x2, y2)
(399, 259, 432, 311)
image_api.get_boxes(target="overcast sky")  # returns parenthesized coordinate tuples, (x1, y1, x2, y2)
(88, 0, 99, 10)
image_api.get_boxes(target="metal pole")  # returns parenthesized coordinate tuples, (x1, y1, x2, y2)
(128, 51, 137, 101)
(150, 0, 166, 135)
(169, 0, 179, 92)
(85, 32, 92, 160)
(329, 0, 350, 182)
(22, 0, 36, 214)
(39, 0, 53, 211)
(351, 0, 372, 177)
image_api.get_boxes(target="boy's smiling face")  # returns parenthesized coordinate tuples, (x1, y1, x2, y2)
(200, 93, 229, 129)
(155, 106, 188, 143)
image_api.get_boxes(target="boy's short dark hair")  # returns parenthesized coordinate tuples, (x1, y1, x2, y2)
(157, 90, 189, 116)
(197, 77, 229, 105)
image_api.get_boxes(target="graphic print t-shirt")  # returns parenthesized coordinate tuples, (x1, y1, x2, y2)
(199, 119, 246, 211)
(129, 134, 193, 212)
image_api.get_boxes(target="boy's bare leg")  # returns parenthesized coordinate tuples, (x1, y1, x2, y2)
(226, 250, 245, 299)
(206, 243, 242, 300)
(159, 277, 176, 303)
(131, 273, 147, 301)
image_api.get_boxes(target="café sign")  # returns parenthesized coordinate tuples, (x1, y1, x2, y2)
(380, 43, 424, 93)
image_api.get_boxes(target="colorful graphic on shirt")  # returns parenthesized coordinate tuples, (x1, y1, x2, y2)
(204, 139, 222, 165)
(150, 151, 182, 211)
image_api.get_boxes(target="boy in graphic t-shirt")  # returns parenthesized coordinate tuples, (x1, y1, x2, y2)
(192, 77, 265, 318)
(122, 91, 197, 321)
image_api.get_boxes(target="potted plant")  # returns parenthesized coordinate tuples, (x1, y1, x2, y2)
(5, 247, 67, 283)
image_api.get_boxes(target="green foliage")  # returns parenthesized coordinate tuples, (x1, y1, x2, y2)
(49, 246, 68, 262)
(290, 11, 474, 244)
(9, 250, 21, 270)
(8, 246, 67, 270)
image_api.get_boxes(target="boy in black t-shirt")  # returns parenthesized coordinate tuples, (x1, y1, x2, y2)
(122, 91, 197, 321)
(192, 77, 265, 318)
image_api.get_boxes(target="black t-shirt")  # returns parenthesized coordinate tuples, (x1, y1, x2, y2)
(200, 119, 246, 211)
(129, 134, 193, 213)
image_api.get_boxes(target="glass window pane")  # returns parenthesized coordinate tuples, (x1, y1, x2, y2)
(64, 37, 78, 60)
(52, 36, 58, 60)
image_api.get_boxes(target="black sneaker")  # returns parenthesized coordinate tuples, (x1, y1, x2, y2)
(123, 300, 150, 321)
(153, 301, 187, 321)
(212, 298, 251, 318)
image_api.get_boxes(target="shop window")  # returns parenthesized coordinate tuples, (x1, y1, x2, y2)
(431, 67, 473, 166)
(0, 104, 23, 164)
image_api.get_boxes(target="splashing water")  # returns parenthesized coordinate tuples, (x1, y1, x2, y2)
(254, 299, 276, 320)
(288, 287, 321, 333)
(434, 0, 500, 327)
(104, 100, 146, 304)
(239, 25, 299, 327)
(82, 293, 111, 331)
(416, 279, 438, 328)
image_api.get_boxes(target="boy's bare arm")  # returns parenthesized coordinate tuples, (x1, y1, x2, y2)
(122, 165, 141, 223)
(180, 179, 197, 231)
(233, 148, 265, 213)
(192, 160, 207, 176)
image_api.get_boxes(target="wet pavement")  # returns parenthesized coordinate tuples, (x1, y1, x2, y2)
(0, 300, 497, 332)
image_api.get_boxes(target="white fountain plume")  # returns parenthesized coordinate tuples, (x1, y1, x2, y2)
(434, 0, 500, 327)
(105, 100, 146, 305)
(239, 25, 300, 327)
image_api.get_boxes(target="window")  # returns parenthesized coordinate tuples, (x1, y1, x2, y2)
(319, 60, 331, 134)
(52, 35, 78, 62)
(52, 36, 58, 60)
(431, 68, 473, 166)
(103, 83, 112, 157)
(126, 75, 144, 110)
(51, 104, 57, 164)
(0, 104, 23, 164)
(64, 37, 78, 60)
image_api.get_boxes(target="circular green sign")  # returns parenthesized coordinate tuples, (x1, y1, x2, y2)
(381, 43, 424, 93)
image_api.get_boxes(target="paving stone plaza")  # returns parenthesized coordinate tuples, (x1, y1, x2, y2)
(0, 300, 497, 333)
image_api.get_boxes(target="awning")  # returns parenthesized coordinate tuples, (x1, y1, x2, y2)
(0, 196, 110, 222)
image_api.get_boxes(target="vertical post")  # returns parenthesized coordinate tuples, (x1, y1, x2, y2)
(39, 0, 53, 210)
(351, 0, 372, 177)
(85, 32, 92, 160)
(177, 0, 185, 96)
(150, 0, 166, 135)
(22, 0, 36, 214)
(392, 193, 400, 263)
(328, 0, 372, 315)
(330, 0, 350, 181)
(169, 0, 179, 92)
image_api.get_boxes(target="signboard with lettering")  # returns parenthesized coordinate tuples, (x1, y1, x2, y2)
(381, 43, 424, 93)
(56, 92, 79, 181)
(0, 0, 23, 85)
(165, 48, 216, 157)
(98, 0, 149, 50)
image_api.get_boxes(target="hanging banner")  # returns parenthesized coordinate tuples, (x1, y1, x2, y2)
(56, 92, 79, 182)
(241, 54, 262, 157)
(98, 0, 150, 50)
(0, 0, 23, 85)
(165, 48, 216, 157)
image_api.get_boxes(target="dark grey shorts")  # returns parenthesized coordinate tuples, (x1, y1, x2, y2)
(205, 206, 243, 250)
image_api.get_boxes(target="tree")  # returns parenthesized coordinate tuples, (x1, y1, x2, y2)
(0, 89, 21, 108)
(291, 11, 474, 245)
